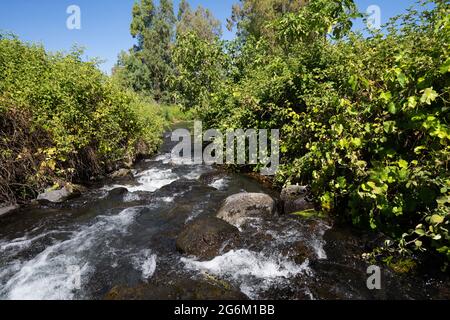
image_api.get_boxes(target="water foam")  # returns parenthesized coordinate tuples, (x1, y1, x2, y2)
(183, 167, 208, 180)
(132, 249, 157, 281)
(0, 231, 66, 252)
(181, 249, 310, 299)
(0, 207, 139, 300)
(209, 178, 230, 191)
(152, 153, 188, 165)
(264, 220, 330, 260)
(152, 153, 171, 164)
(124, 193, 140, 202)
(105, 168, 178, 193)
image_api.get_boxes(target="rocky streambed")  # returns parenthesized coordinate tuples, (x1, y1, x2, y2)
(0, 127, 448, 300)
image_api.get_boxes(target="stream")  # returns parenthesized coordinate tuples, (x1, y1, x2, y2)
(0, 124, 448, 300)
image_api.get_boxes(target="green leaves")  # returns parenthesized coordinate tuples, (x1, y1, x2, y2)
(415, 228, 426, 236)
(172, 31, 226, 111)
(420, 88, 439, 105)
(348, 75, 358, 91)
(172, 0, 450, 264)
(0, 37, 165, 203)
(396, 72, 408, 87)
(380, 91, 392, 103)
(398, 159, 409, 169)
(379, 91, 399, 114)
(383, 121, 396, 134)
(388, 102, 398, 115)
(406, 96, 418, 109)
(430, 214, 445, 225)
(439, 58, 450, 74)
(361, 180, 388, 196)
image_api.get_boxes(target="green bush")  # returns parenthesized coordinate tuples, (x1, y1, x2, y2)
(158, 104, 194, 123)
(173, 0, 449, 263)
(0, 37, 164, 203)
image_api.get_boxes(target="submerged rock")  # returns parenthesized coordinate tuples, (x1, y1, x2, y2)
(176, 217, 239, 260)
(280, 185, 315, 214)
(217, 193, 276, 227)
(37, 184, 84, 203)
(199, 171, 228, 185)
(107, 187, 129, 198)
(281, 241, 315, 265)
(105, 277, 248, 300)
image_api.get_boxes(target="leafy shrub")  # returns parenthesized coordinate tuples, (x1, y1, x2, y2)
(172, 31, 228, 112)
(173, 0, 449, 263)
(158, 104, 194, 123)
(0, 37, 164, 203)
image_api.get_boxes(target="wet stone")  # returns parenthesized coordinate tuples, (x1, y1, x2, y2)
(199, 171, 228, 185)
(176, 217, 240, 260)
(281, 185, 315, 214)
(281, 241, 315, 265)
(0, 205, 19, 217)
(217, 193, 277, 227)
(105, 278, 248, 300)
(37, 184, 83, 203)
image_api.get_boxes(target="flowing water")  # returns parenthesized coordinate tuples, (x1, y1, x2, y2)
(0, 124, 448, 300)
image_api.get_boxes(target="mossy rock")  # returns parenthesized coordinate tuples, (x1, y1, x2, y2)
(389, 259, 417, 274)
(291, 209, 326, 219)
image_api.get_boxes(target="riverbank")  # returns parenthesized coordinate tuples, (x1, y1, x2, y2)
(0, 127, 448, 300)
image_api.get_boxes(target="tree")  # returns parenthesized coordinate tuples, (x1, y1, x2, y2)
(171, 2, 226, 109)
(271, 0, 360, 44)
(172, 32, 227, 111)
(130, 0, 155, 50)
(140, 0, 176, 101)
(113, 51, 151, 93)
(114, 0, 175, 102)
(115, 0, 224, 102)
(176, 0, 222, 42)
(227, 0, 308, 39)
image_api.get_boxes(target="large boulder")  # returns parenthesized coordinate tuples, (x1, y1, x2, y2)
(176, 217, 239, 260)
(37, 184, 84, 203)
(217, 193, 277, 227)
(281, 185, 315, 214)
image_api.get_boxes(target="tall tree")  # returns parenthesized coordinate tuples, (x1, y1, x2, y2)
(115, 0, 224, 102)
(114, 0, 176, 101)
(177, 0, 190, 21)
(130, 0, 155, 50)
(141, 0, 176, 100)
(176, 1, 222, 42)
(227, 0, 308, 39)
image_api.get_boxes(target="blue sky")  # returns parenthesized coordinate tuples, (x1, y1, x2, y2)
(0, 0, 422, 74)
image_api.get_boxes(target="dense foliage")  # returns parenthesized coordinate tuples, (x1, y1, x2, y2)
(172, 0, 450, 264)
(227, 0, 308, 40)
(113, 0, 222, 102)
(0, 37, 164, 204)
